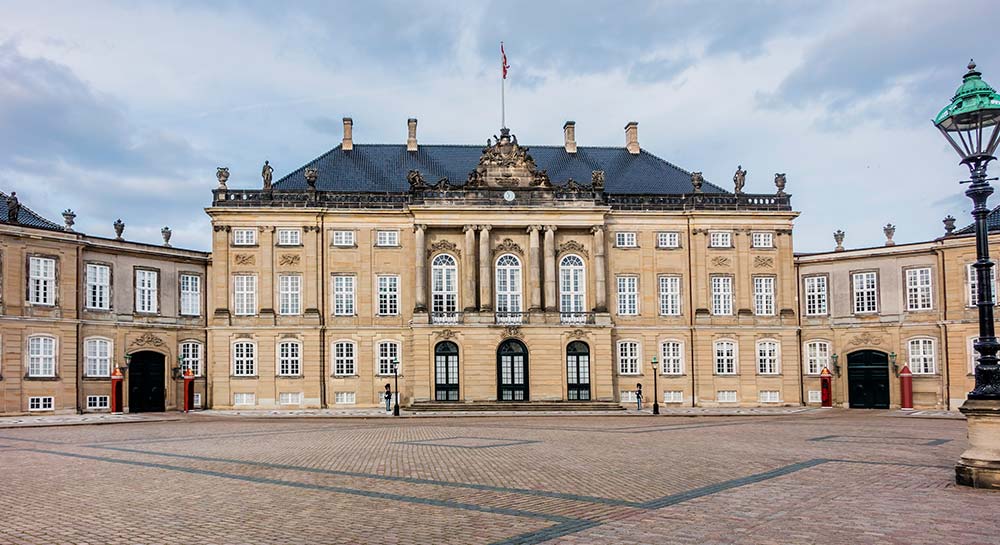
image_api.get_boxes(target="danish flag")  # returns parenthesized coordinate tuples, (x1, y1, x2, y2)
(501, 42, 510, 79)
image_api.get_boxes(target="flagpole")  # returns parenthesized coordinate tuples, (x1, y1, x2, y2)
(501, 75, 505, 129)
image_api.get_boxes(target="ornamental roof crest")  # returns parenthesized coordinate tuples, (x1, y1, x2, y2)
(467, 128, 542, 188)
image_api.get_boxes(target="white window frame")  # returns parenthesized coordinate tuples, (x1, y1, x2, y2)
(967, 263, 996, 307)
(276, 228, 301, 246)
(233, 228, 257, 246)
(756, 339, 780, 375)
(377, 341, 401, 376)
(431, 254, 459, 321)
(375, 230, 399, 247)
(658, 275, 681, 316)
(617, 276, 638, 316)
(620, 390, 638, 403)
(907, 338, 936, 375)
(660, 340, 683, 375)
(657, 231, 680, 249)
(233, 392, 256, 406)
(751, 232, 774, 248)
(716, 390, 738, 403)
(332, 275, 356, 316)
(969, 336, 979, 375)
(332, 230, 355, 247)
(278, 274, 302, 316)
(28, 396, 54, 411)
(714, 339, 737, 375)
(615, 232, 637, 248)
(905, 267, 933, 311)
(559, 254, 586, 320)
(278, 392, 303, 406)
(86, 395, 110, 410)
(277, 341, 301, 376)
(193, 393, 202, 408)
(232, 341, 257, 377)
(332, 340, 357, 376)
(495, 254, 523, 322)
(852, 271, 878, 314)
(759, 390, 781, 403)
(335, 391, 356, 405)
(85, 263, 111, 310)
(377, 275, 400, 316)
(84, 337, 112, 377)
(135, 269, 159, 314)
(664, 391, 684, 403)
(709, 231, 732, 248)
(711, 276, 733, 316)
(27, 335, 57, 377)
(804, 276, 828, 316)
(28, 256, 56, 305)
(180, 274, 201, 316)
(617, 340, 640, 375)
(804, 340, 831, 375)
(753, 276, 775, 316)
(233, 274, 257, 316)
(180, 341, 203, 377)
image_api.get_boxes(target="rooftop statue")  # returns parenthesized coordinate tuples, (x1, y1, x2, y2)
(216, 167, 230, 190)
(6, 192, 20, 223)
(691, 172, 704, 193)
(262, 161, 273, 190)
(733, 165, 747, 194)
(774, 173, 786, 196)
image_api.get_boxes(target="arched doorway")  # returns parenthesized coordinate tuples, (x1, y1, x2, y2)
(434, 341, 459, 401)
(847, 350, 890, 409)
(497, 339, 528, 401)
(566, 341, 591, 400)
(128, 351, 166, 412)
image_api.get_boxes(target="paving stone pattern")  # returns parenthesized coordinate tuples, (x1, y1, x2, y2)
(0, 411, 994, 544)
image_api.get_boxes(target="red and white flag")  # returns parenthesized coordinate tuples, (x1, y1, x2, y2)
(501, 42, 510, 79)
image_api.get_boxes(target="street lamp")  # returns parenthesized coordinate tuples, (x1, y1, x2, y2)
(934, 59, 1000, 488)
(889, 352, 898, 376)
(122, 353, 132, 372)
(831, 353, 840, 377)
(392, 357, 400, 417)
(651, 355, 660, 415)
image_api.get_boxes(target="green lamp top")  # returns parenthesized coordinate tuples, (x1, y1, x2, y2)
(934, 60, 1000, 130)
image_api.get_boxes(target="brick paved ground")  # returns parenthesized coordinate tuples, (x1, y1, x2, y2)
(0, 410, 994, 544)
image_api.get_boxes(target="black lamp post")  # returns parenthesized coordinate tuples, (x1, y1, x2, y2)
(934, 60, 1000, 488)
(651, 355, 660, 415)
(889, 352, 898, 376)
(392, 357, 400, 417)
(831, 353, 840, 377)
(122, 353, 132, 372)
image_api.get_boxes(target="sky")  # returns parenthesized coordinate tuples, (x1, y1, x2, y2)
(1, 0, 996, 252)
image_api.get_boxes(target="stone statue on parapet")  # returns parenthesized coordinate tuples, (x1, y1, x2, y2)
(216, 167, 230, 190)
(262, 161, 273, 190)
(690, 172, 704, 193)
(6, 192, 20, 223)
(774, 173, 786, 195)
(733, 165, 747, 194)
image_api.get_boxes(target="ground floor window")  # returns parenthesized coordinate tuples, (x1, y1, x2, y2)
(279, 392, 302, 405)
(664, 391, 684, 403)
(335, 391, 356, 405)
(758, 390, 781, 403)
(193, 393, 202, 408)
(28, 396, 54, 411)
(86, 395, 110, 410)
(716, 390, 738, 403)
(233, 392, 256, 406)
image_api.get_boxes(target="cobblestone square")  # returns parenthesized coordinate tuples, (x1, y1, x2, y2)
(0, 411, 995, 544)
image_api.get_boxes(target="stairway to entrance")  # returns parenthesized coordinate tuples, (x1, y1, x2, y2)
(408, 400, 625, 412)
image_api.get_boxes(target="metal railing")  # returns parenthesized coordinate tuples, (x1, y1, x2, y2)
(495, 311, 528, 325)
(430, 311, 462, 324)
(560, 312, 595, 325)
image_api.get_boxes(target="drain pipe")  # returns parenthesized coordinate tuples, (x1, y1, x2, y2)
(686, 215, 696, 407)
(795, 260, 805, 406)
(318, 214, 328, 408)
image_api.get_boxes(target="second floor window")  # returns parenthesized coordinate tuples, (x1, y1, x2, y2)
(135, 270, 158, 313)
(180, 274, 201, 316)
(86, 263, 110, 310)
(617, 341, 639, 375)
(278, 275, 301, 315)
(377, 275, 399, 316)
(333, 230, 355, 246)
(29, 256, 56, 305)
(751, 232, 774, 248)
(659, 276, 681, 316)
(333, 341, 356, 375)
(908, 338, 936, 374)
(27, 335, 56, 377)
(657, 232, 680, 248)
(711, 276, 733, 316)
(753, 276, 775, 316)
(277, 341, 301, 376)
(615, 232, 637, 248)
(232, 342, 256, 376)
(756, 340, 779, 374)
(84, 338, 111, 377)
(560, 254, 586, 316)
(277, 229, 301, 246)
(714, 340, 737, 374)
(375, 230, 399, 247)
(617, 276, 638, 315)
(852, 271, 878, 313)
(805, 341, 830, 375)
(333, 275, 355, 315)
(233, 275, 257, 316)
(496, 254, 522, 319)
(660, 341, 683, 374)
(906, 267, 933, 311)
(709, 231, 731, 248)
(804, 276, 827, 316)
(233, 228, 257, 246)
(431, 254, 458, 316)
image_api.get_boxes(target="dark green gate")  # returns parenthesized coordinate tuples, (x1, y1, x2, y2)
(847, 350, 890, 409)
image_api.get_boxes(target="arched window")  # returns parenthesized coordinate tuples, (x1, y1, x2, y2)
(27, 335, 57, 377)
(660, 340, 683, 375)
(756, 339, 780, 375)
(560, 254, 586, 323)
(180, 341, 203, 376)
(377, 341, 401, 375)
(804, 340, 830, 375)
(84, 337, 112, 377)
(332, 340, 357, 376)
(714, 340, 737, 375)
(232, 341, 256, 376)
(431, 254, 458, 323)
(277, 341, 301, 376)
(908, 338, 936, 374)
(495, 254, 522, 323)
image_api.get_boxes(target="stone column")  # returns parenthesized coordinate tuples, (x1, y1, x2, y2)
(260, 226, 275, 316)
(414, 224, 427, 312)
(212, 225, 231, 320)
(303, 226, 320, 316)
(592, 225, 607, 312)
(479, 225, 492, 311)
(464, 225, 478, 311)
(544, 225, 557, 311)
(528, 225, 542, 311)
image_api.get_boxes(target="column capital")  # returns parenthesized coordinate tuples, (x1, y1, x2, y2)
(545, 225, 558, 233)
(413, 223, 427, 233)
(463, 224, 477, 233)
(590, 225, 605, 234)
(526, 225, 543, 233)
(479, 224, 492, 232)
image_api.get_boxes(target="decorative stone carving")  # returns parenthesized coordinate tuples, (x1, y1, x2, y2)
(567, 329, 588, 339)
(304, 167, 318, 188)
(500, 325, 523, 339)
(849, 332, 884, 346)
(278, 254, 300, 266)
(234, 254, 255, 265)
(591, 170, 605, 191)
(427, 240, 460, 258)
(436, 329, 457, 339)
(557, 240, 589, 258)
(161, 226, 172, 247)
(691, 172, 704, 193)
(113, 219, 125, 241)
(493, 238, 523, 256)
(62, 209, 75, 231)
(131, 332, 164, 347)
(261, 160, 274, 190)
(733, 165, 747, 194)
(467, 127, 540, 189)
(774, 173, 787, 195)
(944, 215, 956, 236)
(883, 223, 896, 246)
(216, 167, 229, 190)
(213, 225, 231, 232)
(407, 169, 426, 190)
(711, 256, 731, 267)
(834, 230, 845, 252)
(753, 256, 774, 268)
(430, 178, 455, 190)
(5, 192, 20, 223)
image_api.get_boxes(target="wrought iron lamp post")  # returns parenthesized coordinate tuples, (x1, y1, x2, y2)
(889, 352, 898, 376)
(392, 357, 400, 417)
(934, 60, 1000, 488)
(831, 354, 840, 377)
(651, 356, 660, 415)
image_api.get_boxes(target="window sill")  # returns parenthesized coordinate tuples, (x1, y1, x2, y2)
(24, 376, 60, 381)
(332, 374, 359, 378)
(614, 246, 640, 250)
(656, 246, 682, 250)
(661, 373, 686, 377)
(232, 244, 259, 248)
(375, 374, 404, 378)
(84, 308, 113, 313)
(230, 375, 259, 379)
(134, 312, 161, 317)
(332, 314, 358, 318)
(375, 314, 401, 318)
(179, 313, 202, 318)
(277, 375, 304, 379)
(82, 376, 111, 381)
(374, 245, 402, 249)
(276, 244, 304, 248)
(332, 244, 358, 249)
(708, 246, 734, 250)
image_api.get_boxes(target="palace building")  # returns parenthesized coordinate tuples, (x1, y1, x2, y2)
(1, 118, 997, 415)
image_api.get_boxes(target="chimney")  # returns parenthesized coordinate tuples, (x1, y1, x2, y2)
(625, 121, 639, 154)
(342, 117, 353, 151)
(563, 121, 577, 153)
(407, 118, 418, 152)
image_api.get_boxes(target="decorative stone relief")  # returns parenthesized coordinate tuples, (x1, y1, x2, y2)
(500, 325, 523, 339)
(427, 240, 460, 258)
(436, 329, 457, 339)
(849, 332, 884, 346)
(711, 256, 731, 267)
(567, 329, 588, 340)
(493, 238, 524, 256)
(753, 256, 774, 268)
(557, 240, 589, 258)
(234, 254, 255, 265)
(131, 333, 164, 347)
(278, 254, 300, 266)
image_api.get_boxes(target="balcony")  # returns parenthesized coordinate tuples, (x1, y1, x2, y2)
(560, 312, 596, 325)
(495, 311, 528, 325)
(431, 311, 462, 325)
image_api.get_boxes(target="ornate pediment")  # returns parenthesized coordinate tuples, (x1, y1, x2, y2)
(427, 239, 460, 258)
(467, 128, 540, 189)
(557, 240, 588, 258)
(493, 238, 523, 257)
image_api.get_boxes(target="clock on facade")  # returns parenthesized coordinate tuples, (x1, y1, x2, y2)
(503, 190, 515, 202)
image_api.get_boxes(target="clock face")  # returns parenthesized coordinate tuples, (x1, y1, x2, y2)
(503, 190, 516, 202)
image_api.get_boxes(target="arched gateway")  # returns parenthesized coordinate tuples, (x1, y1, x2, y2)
(434, 341, 459, 401)
(497, 339, 528, 401)
(847, 350, 890, 409)
(128, 350, 166, 412)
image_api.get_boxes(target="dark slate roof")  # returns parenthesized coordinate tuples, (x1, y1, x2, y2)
(954, 205, 1000, 235)
(272, 144, 728, 195)
(0, 191, 65, 231)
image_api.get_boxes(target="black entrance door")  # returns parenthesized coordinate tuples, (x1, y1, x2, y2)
(434, 341, 459, 401)
(129, 351, 165, 412)
(847, 350, 890, 409)
(566, 341, 591, 400)
(497, 340, 528, 401)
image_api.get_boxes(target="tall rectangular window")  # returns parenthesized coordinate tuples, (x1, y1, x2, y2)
(906, 267, 933, 311)
(333, 275, 355, 316)
(233, 228, 257, 246)
(751, 232, 774, 248)
(615, 232, 637, 248)
(333, 341, 356, 375)
(27, 336, 56, 377)
(180, 274, 201, 316)
(333, 231, 355, 246)
(753, 276, 775, 316)
(804, 276, 827, 316)
(714, 340, 737, 374)
(277, 341, 301, 376)
(967, 263, 996, 307)
(84, 338, 111, 377)
(711, 276, 733, 316)
(377, 341, 400, 375)
(660, 341, 683, 374)
(908, 338, 936, 374)
(709, 231, 732, 248)
(658, 276, 681, 316)
(805, 341, 830, 375)
(617, 276, 638, 315)
(86, 264, 110, 310)
(657, 232, 680, 248)
(278, 275, 301, 315)
(377, 275, 399, 316)
(233, 275, 257, 316)
(852, 271, 878, 313)
(135, 270, 158, 313)
(756, 340, 779, 374)
(28, 256, 56, 305)
(375, 230, 399, 247)
(232, 342, 256, 376)
(617, 341, 639, 375)
(276, 228, 301, 246)
(180, 341, 203, 376)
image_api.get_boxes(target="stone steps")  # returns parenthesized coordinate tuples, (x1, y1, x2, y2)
(408, 400, 625, 412)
